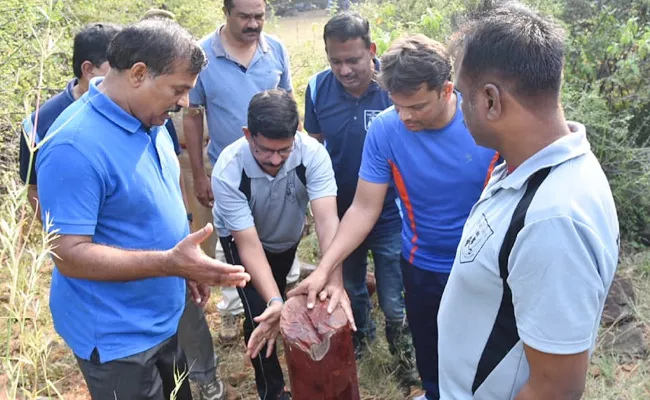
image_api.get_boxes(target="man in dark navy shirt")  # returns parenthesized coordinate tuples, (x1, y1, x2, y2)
(19, 22, 183, 213)
(302, 12, 418, 390)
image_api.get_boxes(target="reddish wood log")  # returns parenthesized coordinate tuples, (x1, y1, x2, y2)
(280, 295, 360, 400)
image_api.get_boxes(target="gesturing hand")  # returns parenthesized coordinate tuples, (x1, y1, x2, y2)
(246, 301, 283, 359)
(170, 223, 250, 287)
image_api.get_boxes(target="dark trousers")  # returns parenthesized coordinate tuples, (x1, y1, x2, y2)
(75, 334, 192, 400)
(401, 257, 450, 400)
(220, 236, 298, 400)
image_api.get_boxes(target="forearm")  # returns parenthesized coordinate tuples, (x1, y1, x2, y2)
(319, 202, 380, 275)
(183, 111, 206, 179)
(236, 236, 282, 303)
(55, 242, 174, 281)
(515, 381, 583, 400)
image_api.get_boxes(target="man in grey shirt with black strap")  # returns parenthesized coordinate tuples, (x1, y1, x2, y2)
(212, 89, 353, 400)
(439, 4, 619, 399)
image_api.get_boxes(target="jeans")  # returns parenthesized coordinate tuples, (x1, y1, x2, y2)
(401, 257, 450, 400)
(343, 229, 404, 345)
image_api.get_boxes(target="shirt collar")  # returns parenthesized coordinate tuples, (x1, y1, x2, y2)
(86, 77, 143, 134)
(489, 122, 591, 191)
(212, 25, 270, 59)
(64, 78, 79, 102)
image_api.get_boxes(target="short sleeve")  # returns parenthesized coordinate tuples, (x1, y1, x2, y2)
(189, 74, 207, 107)
(278, 43, 293, 92)
(19, 115, 37, 184)
(212, 166, 255, 233)
(305, 143, 337, 201)
(303, 84, 321, 134)
(37, 143, 103, 235)
(508, 216, 609, 355)
(359, 116, 392, 184)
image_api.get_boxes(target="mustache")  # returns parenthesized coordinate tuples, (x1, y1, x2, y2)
(262, 161, 284, 168)
(166, 105, 182, 113)
(243, 28, 261, 34)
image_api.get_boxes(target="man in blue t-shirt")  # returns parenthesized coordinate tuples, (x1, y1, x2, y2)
(36, 19, 250, 399)
(292, 35, 499, 400)
(302, 12, 417, 389)
(19, 22, 184, 215)
(19, 22, 122, 212)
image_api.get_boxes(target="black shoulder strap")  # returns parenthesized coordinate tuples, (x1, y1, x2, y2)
(239, 169, 251, 202)
(472, 166, 551, 394)
(296, 163, 307, 187)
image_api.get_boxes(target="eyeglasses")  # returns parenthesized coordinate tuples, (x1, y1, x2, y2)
(250, 137, 295, 157)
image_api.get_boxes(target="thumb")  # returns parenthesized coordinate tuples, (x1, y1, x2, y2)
(187, 223, 213, 245)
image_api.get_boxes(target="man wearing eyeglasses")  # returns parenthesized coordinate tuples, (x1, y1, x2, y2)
(211, 89, 351, 400)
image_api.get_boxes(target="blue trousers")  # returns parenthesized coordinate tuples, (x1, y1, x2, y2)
(401, 257, 450, 400)
(343, 229, 405, 344)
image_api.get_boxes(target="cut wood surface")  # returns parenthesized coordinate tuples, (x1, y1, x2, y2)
(280, 294, 360, 400)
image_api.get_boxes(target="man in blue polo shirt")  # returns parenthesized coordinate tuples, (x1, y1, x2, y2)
(183, 0, 300, 345)
(36, 19, 250, 399)
(292, 35, 499, 400)
(303, 12, 417, 389)
(19, 22, 121, 212)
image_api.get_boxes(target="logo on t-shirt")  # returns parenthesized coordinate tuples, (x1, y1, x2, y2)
(459, 213, 494, 263)
(364, 110, 382, 132)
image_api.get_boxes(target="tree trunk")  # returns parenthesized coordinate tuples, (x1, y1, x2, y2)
(280, 295, 360, 400)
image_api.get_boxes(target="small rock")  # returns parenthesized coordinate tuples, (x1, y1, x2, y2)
(589, 365, 601, 377)
(602, 275, 636, 326)
(600, 321, 648, 362)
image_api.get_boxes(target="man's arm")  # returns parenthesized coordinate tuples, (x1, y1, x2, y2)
(183, 108, 213, 207)
(515, 346, 587, 400)
(318, 179, 387, 276)
(310, 196, 339, 256)
(51, 225, 248, 287)
(231, 227, 282, 302)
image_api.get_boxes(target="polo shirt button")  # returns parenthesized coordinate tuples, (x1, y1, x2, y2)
(353, 116, 357, 120)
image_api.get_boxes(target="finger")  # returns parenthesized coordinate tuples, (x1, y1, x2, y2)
(188, 282, 201, 303)
(286, 282, 306, 298)
(253, 308, 271, 323)
(307, 287, 317, 310)
(248, 336, 267, 359)
(319, 290, 328, 302)
(265, 336, 275, 359)
(341, 297, 357, 331)
(327, 289, 340, 314)
(211, 272, 250, 287)
(187, 223, 213, 246)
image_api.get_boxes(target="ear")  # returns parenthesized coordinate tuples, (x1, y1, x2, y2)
(369, 42, 377, 58)
(483, 83, 501, 121)
(128, 62, 148, 88)
(80, 61, 97, 80)
(243, 127, 252, 141)
(441, 81, 454, 100)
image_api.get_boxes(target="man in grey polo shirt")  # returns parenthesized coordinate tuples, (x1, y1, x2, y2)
(212, 89, 351, 400)
(438, 4, 619, 399)
(183, 0, 300, 343)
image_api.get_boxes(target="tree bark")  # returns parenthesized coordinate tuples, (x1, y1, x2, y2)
(280, 295, 360, 400)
